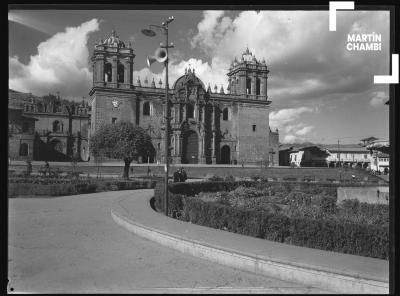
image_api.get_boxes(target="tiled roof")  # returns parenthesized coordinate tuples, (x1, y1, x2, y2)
(325, 146, 369, 153)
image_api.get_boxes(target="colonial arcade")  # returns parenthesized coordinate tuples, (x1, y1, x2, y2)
(89, 31, 279, 165)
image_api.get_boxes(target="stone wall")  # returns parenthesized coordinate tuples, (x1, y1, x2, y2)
(337, 186, 389, 204)
(237, 104, 270, 163)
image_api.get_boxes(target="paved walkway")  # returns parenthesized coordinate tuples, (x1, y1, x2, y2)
(112, 190, 388, 294)
(8, 190, 321, 294)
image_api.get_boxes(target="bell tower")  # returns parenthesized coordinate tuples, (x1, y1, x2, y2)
(91, 30, 135, 89)
(227, 47, 269, 100)
(89, 30, 137, 139)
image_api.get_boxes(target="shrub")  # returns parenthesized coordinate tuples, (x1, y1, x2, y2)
(206, 174, 224, 182)
(224, 175, 235, 182)
(338, 199, 389, 227)
(156, 181, 389, 259)
(8, 178, 156, 197)
(181, 196, 388, 259)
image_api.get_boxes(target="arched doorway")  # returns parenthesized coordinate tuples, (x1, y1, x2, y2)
(221, 145, 231, 164)
(182, 130, 198, 164)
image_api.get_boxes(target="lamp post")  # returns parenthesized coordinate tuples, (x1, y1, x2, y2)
(142, 16, 174, 216)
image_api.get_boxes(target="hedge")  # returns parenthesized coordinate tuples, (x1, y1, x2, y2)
(154, 180, 256, 214)
(8, 179, 156, 197)
(154, 180, 389, 259)
(183, 197, 388, 259)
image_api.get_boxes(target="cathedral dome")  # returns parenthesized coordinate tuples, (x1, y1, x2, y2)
(172, 68, 206, 90)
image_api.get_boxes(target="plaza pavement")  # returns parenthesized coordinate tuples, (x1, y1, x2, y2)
(8, 190, 326, 294)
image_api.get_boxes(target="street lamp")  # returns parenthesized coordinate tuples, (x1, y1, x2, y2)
(142, 16, 174, 216)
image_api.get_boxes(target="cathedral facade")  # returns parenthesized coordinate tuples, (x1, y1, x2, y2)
(89, 31, 279, 165)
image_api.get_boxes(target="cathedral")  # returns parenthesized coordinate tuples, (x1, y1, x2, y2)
(89, 30, 279, 165)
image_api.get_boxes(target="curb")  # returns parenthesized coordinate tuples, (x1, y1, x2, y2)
(111, 195, 388, 294)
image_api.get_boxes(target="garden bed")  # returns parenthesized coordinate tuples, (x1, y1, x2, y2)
(154, 180, 389, 260)
(8, 177, 157, 197)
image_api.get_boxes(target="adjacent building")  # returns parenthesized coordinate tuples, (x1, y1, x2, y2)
(8, 89, 91, 161)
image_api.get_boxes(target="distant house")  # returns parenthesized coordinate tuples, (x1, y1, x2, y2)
(360, 136, 379, 147)
(366, 139, 390, 173)
(289, 146, 330, 167)
(325, 146, 371, 168)
(279, 146, 293, 166)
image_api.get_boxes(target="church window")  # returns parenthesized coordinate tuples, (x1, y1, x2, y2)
(246, 78, 251, 94)
(143, 102, 150, 116)
(252, 124, 256, 132)
(53, 120, 61, 133)
(223, 108, 229, 121)
(187, 104, 194, 118)
(19, 143, 28, 156)
(105, 63, 112, 82)
(112, 117, 117, 124)
(117, 62, 124, 83)
(256, 78, 261, 95)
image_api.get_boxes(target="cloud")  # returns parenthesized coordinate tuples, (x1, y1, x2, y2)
(295, 125, 315, 136)
(283, 134, 297, 143)
(369, 91, 388, 107)
(133, 57, 227, 91)
(269, 107, 314, 128)
(269, 107, 316, 143)
(188, 10, 389, 108)
(9, 19, 99, 99)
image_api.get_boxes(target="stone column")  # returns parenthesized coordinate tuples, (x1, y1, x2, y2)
(202, 105, 206, 125)
(198, 132, 202, 164)
(200, 131, 206, 164)
(173, 131, 182, 164)
(211, 104, 216, 130)
(239, 73, 246, 95)
(96, 55, 104, 84)
(176, 131, 181, 156)
(264, 74, 268, 98)
(125, 58, 131, 86)
(251, 73, 256, 96)
(111, 57, 117, 87)
(260, 74, 267, 97)
(181, 104, 185, 121)
(212, 131, 216, 164)
(195, 103, 199, 121)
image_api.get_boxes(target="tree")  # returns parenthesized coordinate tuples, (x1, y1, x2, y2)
(89, 122, 154, 179)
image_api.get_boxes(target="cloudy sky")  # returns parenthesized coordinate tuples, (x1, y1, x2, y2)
(9, 8, 390, 144)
